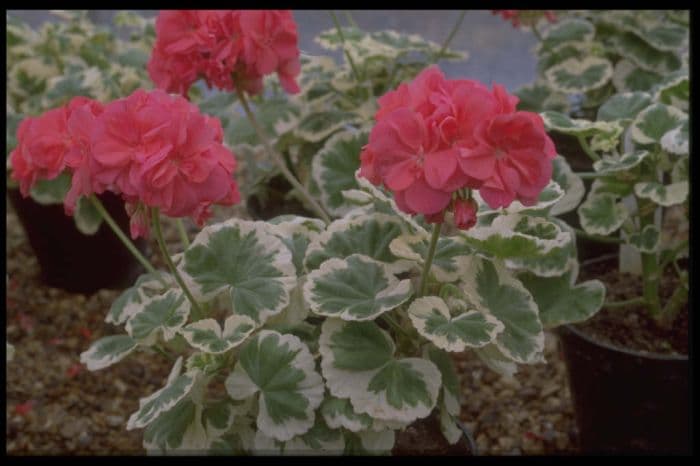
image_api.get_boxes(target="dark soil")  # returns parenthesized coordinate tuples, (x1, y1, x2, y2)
(575, 256, 688, 356)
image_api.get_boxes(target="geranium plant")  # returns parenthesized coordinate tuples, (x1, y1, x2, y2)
(6, 10, 156, 234)
(68, 11, 605, 450)
(513, 10, 689, 117)
(540, 68, 689, 326)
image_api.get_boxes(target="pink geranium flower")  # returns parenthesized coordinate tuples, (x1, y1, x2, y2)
(360, 65, 556, 222)
(148, 10, 301, 97)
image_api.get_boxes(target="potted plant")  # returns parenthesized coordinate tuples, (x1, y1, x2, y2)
(6, 11, 157, 293)
(540, 62, 689, 452)
(70, 10, 606, 454)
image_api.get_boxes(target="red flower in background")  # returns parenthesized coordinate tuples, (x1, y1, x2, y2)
(10, 90, 241, 240)
(359, 65, 556, 227)
(492, 10, 558, 29)
(147, 10, 301, 97)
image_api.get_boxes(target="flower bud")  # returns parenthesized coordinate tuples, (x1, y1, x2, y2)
(453, 198, 478, 231)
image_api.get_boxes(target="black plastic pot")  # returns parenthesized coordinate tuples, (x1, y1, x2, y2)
(7, 189, 147, 294)
(558, 324, 689, 454)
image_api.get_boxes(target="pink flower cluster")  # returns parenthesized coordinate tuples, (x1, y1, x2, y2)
(148, 10, 301, 97)
(10, 89, 241, 239)
(492, 10, 557, 28)
(359, 66, 556, 228)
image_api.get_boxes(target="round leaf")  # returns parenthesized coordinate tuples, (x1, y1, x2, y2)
(545, 56, 613, 93)
(80, 334, 137, 371)
(180, 315, 256, 354)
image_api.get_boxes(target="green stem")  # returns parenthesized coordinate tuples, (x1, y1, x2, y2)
(381, 314, 412, 340)
(660, 238, 688, 271)
(152, 344, 176, 362)
(638, 198, 662, 318)
(603, 297, 647, 309)
(175, 218, 190, 249)
(531, 24, 545, 42)
(577, 135, 601, 162)
(343, 10, 358, 27)
(152, 208, 203, 321)
(419, 223, 443, 297)
(432, 10, 466, 63)
(659, 276, 687, 328)
(574, 171, 599, 180)
(574, 228, 623, 244)
(329, 11, 363, 84)
(234, 87, 331, 225)
(88, 195, 157, 275)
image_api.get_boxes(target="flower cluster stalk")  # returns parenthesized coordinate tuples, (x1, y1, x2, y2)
(419, 223, 443, 297)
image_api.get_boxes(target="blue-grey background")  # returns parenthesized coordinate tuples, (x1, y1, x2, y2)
(8, 10, 539, 92)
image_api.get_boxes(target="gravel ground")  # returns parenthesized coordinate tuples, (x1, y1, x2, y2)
(6, 200, 577, 455)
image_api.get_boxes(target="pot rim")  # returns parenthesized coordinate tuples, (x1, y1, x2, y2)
(564, 254, 689, 361)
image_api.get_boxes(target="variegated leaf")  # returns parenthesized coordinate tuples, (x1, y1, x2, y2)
(541, 111, 623, 138)
(612, 59, 662, 92)
(545, 56, 613, 93)
(519, 265, 605, 328)
(127, 357, 200, 430)
(634, 181, 688, 207)
(320, 319, 441, 424)
(304, 213, 411, 274)
(474, 343, 518, 378)
(321, 397, 373, 433)
(578, 192, 628, 235)
(593, 151, 649, 175)
(179, 315, 256, 354)
(550, 156, 585, 216)
(125, 289, 190, 343)
(80, 334, 137, 371)
(597, 91, 653, 122)
(654, 73, 689, 112)
(389, 233, 472, 283)
(611, 32, 682, 74)
(295, 110, 361, 143)
(540, 18, 595, 49)
(73, 195, 103, 235)
(180, 219, 296, 325)
(460, 258, 544, 364)
(266, 215, 325, 276)
(630, 103, 687, 146)
(660, 118, 688, 155)
(628, 224, 661, 253)
(106, 271, 174, 325)
(225, 331, 324, 442)
(312, 129, 369, 217)
(304, 254, 412, 321)
(408, 297, 503, 352)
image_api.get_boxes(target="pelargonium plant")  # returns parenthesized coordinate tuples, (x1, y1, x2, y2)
(76, 15, 605, 449)
(6, 10, 156, 234)
(514, 10, 689, 117)
(540, 68, 689, 326)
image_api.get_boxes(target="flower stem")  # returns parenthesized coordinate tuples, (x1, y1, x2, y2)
(573, 228, 623, 244)
(419, 223, 442, 297)
(175, 218, 190, 249)
(329, 10, 363, 84)
(603, 296, 646, 309)
(151, 208, 203, 321)
(343, 10, 358, 27)
(88, 195, 157, 275)
(638, 198, 662, 318)
(573, 171, 599, 179)
(576, 135, 601, 162)
(433, 10, 466, 63)
(234, 87, 332, 225)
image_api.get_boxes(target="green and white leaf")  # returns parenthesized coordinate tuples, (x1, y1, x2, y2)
(125, 289, 190, 344)
(545, 56, 613, 93)
(127, 357, 200, 430)
(474, 343, 518, 378)
(540, 18, 595, 50)
(630, 103, 687, 146)
(461, 213, 571, 261)
(321, 397, 373, 432)
(312, 129, 368, 217)
(266, 215, 325, 276)
(460, 258, 544, 364)
(671, 157, 688, 183)
(425, 346, 461, 416)
(225, 330, 324, 442)
(389, 233, 472, 283)
(612, 59, 662, 92)
(295, 109, 361, 143)
(578, 192, 629, 235)
(304, 213, 411, 274)
(278, 417, 346, 455)
(593, 151, 649, 175)
(637, 25, 688, 52)
(106, 271, 174, 325)
(80, 334, 137, 371)
(654, 73, 689, 111)
(550, 156, 585, 216)
(634, 181, 688, 207)
(611, 32, 682, 74)
(180, 219, 296, 325)
(142, 398, 207, 453)
(504, 218, 577, 278)
(541, 111, 623, 138)
(408, 297, 503, 352)
(500, 181, 565, 215)
(304, 254, 411, 321)
(179, 315, 256, 354)
(660, 118, 688, 155)
(519, 265, 605, 328)
(628, 224, 661, 253)
(597, 91, 653, 123)
(29, 172, 71, 205)
(319, 319, 441, 423)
